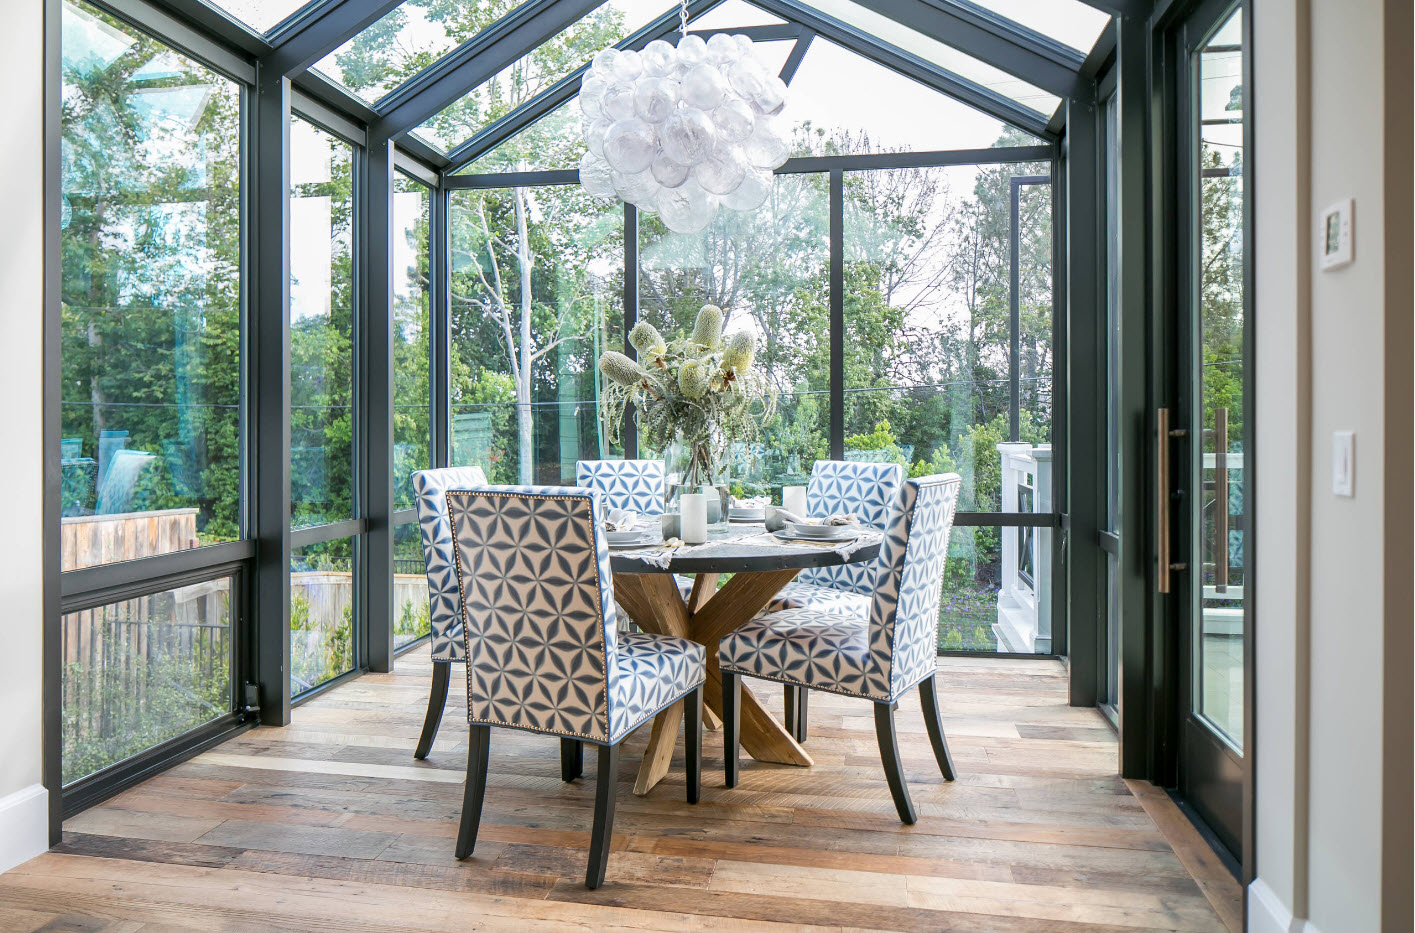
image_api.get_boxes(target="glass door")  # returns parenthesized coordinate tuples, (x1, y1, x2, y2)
(1170, 1, 1250, 862)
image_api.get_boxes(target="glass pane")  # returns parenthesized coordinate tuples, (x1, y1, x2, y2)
(394, 522, 431, 650)
(1194, 8, 1245, 749)
(638, 173, 830, 491)
(290, 118, 355, 529)
(291, 538, 356, 694)
(967, 0, 1112, 54)
(59, 1, 243, 571)
(416, 0, 670, 151)
(209, 0, 313, 33)
(449, 185, 625, 483)
(843, 161, 1053, 654)
(394, 175, 432, 509)
(62, 577, 233, 785)
(787, 38, 1044, 154)
(802, 0, 1061, 115)
(687, 0, 786, 29)
(312, 0, 536, 104)
(459, 41, 794, 173)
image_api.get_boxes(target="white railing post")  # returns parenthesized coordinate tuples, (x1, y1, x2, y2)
(1032, 445, 1053, 654)
(994, 442, 1035, 652)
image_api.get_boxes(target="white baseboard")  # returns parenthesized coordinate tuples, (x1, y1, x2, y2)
(0, 784, 48, 875)
(1249, 877, 1314, 933)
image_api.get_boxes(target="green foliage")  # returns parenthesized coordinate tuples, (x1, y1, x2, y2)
(397, 600, 432, 641)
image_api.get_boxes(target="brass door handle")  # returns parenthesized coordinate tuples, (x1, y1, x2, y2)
(1157, 408, 1186, 593)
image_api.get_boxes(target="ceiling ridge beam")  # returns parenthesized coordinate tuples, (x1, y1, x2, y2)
(371, 0, 609, 141)
(847, 0, 1084, 99)
(265, 0, 404, 78)
(751, 0, 1055, 139)
(435, 0, 737, 173)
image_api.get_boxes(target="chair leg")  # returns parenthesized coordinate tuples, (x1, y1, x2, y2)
(585, 743, 620, 890)
(685, 685, 702, 804)
(560, 738, 583, 782)
(722, 671, 742, 789)
(414, 660, 451, 760)
(784, 684, 809, 743)
(874, 701, 917, 825)
(455, 724, 491, 859)
(918, 674, 957, 782)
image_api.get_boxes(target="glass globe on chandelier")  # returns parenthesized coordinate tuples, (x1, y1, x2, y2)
(577, 0, 791, 233)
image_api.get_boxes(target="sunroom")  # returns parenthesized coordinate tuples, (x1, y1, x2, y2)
(8, 0, 1335, 926)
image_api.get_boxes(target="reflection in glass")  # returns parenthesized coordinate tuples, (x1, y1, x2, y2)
(394, 522, 431, 650)
(966, 0, 1112, 54)
(59, 0, 243, 570)
(210, 0, 313, 33)
(416, 1, 667, 151)
(638, 172, 830, 491)
(449, 185, 624, 484)
(289, 118, 355, 529)
(1194, 9, 1245, 749)
(291, 539, 356, 695)
(62, 578, 233, 785)
(843, 163, 1053, 653)
(394, 176, 432, 509)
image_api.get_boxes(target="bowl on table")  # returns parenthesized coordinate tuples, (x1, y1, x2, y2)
(782, 521, 857, 541)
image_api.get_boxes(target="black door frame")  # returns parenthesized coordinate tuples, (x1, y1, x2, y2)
(1147, 0, 1255, 880)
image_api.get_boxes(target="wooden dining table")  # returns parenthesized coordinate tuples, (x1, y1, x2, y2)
(608, 523, 882, 795)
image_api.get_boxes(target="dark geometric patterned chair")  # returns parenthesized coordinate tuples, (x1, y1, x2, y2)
(719, 473, 962, 824)
(575, 458, 665, 515)
(446, 485, 705, 889)
(765, 460, 903, 740)
(409, 466, 488, 760)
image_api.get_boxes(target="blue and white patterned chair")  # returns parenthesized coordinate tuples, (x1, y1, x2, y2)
(766, 460, 904, 741)
(446, 485, 705, 889)
(719, 473, 962, 824)
(575, 459, 665, 515)
(409, 466, 489, 760)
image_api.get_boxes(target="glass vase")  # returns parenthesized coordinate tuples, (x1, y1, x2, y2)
(664, 432, 730, 527)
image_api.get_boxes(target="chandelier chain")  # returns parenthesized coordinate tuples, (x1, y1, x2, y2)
(679, 0, 689, 39)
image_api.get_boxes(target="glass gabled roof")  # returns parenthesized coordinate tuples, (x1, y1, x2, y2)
(413, 0, 670, 152)
(803, 0, 1061, 116)
(965, 0, 1111, 55)
(312, 0, 533, 105)
(202, 0, 315, 34)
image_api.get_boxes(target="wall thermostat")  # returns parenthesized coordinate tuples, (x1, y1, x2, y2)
(1319, 198, 1354, 271)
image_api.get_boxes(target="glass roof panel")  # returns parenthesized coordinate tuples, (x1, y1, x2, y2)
(965, 0, 1111, 54)
(458, 39, 795, 173)
(414, 0, 670, 152)
(687, 0, 787, 29)
(312, 0, 538, 105)
(802, 0, 1060, 116)
(205, 0, 314, 33)
(784, 37, 1044, 152)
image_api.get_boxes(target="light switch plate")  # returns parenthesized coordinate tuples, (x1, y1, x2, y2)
(1319, 199, 1354, 270)
(1332, 431, 1355, 496)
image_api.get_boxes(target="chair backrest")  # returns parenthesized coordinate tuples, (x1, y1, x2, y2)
(865, 473, 962, 700)
(797, 460, 904, 594)
(411, 466, 488, 661)
(575, 459, 665, 515)
(447, 485, 621, 742)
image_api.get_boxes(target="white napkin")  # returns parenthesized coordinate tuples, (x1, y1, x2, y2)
(604, 508, 640, 532)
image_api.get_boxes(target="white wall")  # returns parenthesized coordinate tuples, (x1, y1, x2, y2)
(0, 0, 51, 875)
(1250, 0, 1413, 930)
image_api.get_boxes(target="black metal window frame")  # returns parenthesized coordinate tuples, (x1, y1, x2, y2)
(42, 0, 1123, 840)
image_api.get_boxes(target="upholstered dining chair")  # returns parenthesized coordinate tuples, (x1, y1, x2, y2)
(445, 485, 705, 889)
(767, 460, 904, 741)
(575, 458, 665, 515)
(409, 466, 489, 761)
(719, 473, 962, 825)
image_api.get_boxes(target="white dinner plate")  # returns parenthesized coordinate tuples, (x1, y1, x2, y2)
(728, 507, 766, 522)
(606, 530, 657, 547)
(782, 522, 856, 541)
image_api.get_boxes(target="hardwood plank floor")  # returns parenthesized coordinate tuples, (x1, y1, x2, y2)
(1, 653, 1241, 932)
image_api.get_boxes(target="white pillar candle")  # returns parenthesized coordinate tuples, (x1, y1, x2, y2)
(782, 485, 808, 516)
(680, 493, 707, 544)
